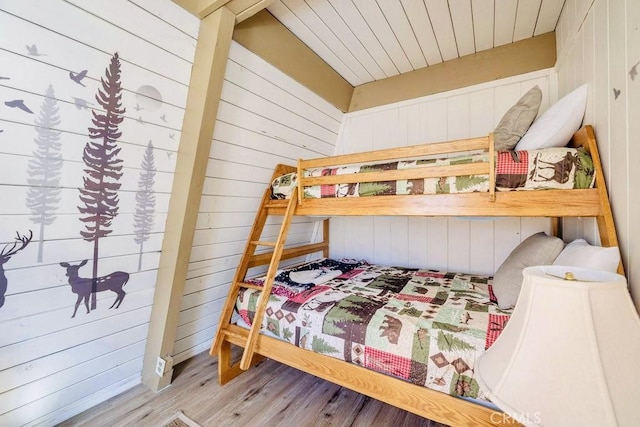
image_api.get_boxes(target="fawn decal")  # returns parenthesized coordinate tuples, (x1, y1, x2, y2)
(59, 259, 129, 318)
(0, 231, 33, 308)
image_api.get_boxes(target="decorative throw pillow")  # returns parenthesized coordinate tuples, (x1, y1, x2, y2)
(553, 239, 620, 272)
(493, 85, 542, 151)
(492, 232, 564, 309)
(515, 84, 588, 150)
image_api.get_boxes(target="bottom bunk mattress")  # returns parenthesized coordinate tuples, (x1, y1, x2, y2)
(236, 258, 512, 401)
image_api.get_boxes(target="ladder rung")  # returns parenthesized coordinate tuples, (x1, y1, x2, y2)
(237, 281, 264, 291)
(251, 240, 277, 247)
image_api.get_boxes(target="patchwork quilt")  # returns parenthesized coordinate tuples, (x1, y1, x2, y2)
(270, 147, 595, 199)
(236, 259, 513, 400)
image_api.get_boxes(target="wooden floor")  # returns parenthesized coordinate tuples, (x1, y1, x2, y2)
(61, 349, 449, 427)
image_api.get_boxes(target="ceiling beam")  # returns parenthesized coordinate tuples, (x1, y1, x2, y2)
(174, 0, 274, 22)
(141, 6, 235, 392)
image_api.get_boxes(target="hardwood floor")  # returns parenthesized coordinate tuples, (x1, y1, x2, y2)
(61, 349, 449, 427)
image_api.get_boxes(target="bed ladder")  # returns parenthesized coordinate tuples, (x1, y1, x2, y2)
(211, 185, 299, 371)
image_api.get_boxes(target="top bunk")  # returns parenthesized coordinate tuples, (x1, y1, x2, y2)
(264, 125, 619, 251)
(266, 125, 604, 216)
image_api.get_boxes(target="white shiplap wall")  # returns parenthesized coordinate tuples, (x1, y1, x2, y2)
(0, 1, 197, 425)
(555, 0, 640, 308)
(175, 42, 343, 363)
(330, 69, 555, 275)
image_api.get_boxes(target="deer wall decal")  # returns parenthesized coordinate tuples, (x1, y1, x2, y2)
(0, 230, 33, 308)
(59, 259, 129, 318)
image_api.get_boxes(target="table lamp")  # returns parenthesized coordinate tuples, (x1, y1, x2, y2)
(476, 265, 640, 426)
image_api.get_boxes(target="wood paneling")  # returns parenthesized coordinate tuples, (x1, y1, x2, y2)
(232, 9, 353, 112)
(268, 0, 565, 86)
(0, 0, 198, 424)
(555, 0, 638, 307)
(334, 70, 554, 275)
(174, 41, 342, 365)
(349, 32, 556, 112)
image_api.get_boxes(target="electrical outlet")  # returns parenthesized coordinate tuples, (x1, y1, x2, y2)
(155, 356, 166, 377)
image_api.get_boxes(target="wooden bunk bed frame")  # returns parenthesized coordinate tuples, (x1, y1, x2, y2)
(211, 125, 622, 426)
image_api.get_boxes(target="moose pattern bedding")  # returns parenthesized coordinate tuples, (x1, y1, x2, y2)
(236, 259, 512, 400)
(270, 147, 595, 199)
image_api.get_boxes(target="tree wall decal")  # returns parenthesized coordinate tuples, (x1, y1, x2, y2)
(26, 84, 62, 262)
(78, 52, 125, 311)
(133, 141, 156, 271)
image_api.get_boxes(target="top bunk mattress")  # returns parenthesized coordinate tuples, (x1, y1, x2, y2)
(271, 146, 595, 199)
(236, 258, 512, 401)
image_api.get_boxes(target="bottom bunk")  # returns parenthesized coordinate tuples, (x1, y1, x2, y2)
(216, 258, 519, 426)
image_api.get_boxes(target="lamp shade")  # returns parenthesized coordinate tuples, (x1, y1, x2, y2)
(476, 265, 640, 426)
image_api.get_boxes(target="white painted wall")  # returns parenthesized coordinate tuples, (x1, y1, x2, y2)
(176, 42, 343, 363)
(555, 0, 640, 308)
(330, 70, 555, 275)
(0, 1, 198, 425)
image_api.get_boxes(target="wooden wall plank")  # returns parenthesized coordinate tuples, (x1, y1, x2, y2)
(425, 0, 459, 61)
(535, 0, 566, 35)
(267, 0, 361, 85)
(328, 0, 399, 76)
(449, 0, 476, 57)
(472, 0, 495, 52)
(493, 0, 518, 46)
(351, 0, 413, 73)
(627, 0, 640, 299)
(400, 0, 442, 66)
(377, 0, 427, 70)
(280, 0, 372, 84)
(513, 0, 542, 42)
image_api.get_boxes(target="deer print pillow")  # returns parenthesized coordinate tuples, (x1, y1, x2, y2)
(495, 147, 595, 190)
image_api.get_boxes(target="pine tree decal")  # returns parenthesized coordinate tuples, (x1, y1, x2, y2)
(437, 330, 476, 352)
(311, 336, 339, 354)
(133, 141, 156, 271)
(78, 52, 125, 310)
(26, 85, 62, 262)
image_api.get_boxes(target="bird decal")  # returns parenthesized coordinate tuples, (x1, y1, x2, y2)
(5, 99, 34, 114)
(72, 97, 92, 110)
(136, 116, 145, 125)
(613, 88, 621, 100)
(0, 129, 4, 133)
(134, 104, 143, 111)
(26, 44, 45, 56)
(630, 62, 639, 81)
(69, 70, 88, 86)
(169, 133, 175, 140)
(0, 76, 9, 80)
(160, 114, 167, 122)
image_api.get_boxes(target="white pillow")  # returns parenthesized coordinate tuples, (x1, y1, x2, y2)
(553, 239, 620, 272)
(515, 84, 588, 150)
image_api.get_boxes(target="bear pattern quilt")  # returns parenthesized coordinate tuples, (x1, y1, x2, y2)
(236, 259, 512, 400)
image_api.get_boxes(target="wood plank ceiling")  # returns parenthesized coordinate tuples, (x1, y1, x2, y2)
(267, 0, 566, 86)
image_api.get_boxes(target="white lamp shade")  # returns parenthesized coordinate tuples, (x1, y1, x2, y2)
(476, 265, 640, 426)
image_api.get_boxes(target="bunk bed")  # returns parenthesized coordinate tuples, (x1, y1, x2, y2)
(210, 125, 622, 426)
